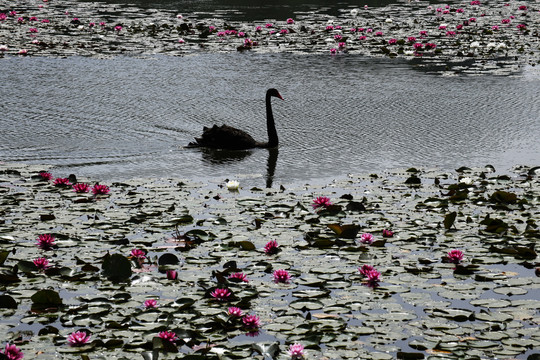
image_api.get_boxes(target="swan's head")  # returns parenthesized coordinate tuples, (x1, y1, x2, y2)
(267, 88, 284, 100)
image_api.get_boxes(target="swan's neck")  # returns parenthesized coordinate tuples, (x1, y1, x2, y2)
(265, 94, 278, 148)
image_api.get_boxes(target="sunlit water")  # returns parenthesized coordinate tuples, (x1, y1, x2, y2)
(1, 53, 539, 187)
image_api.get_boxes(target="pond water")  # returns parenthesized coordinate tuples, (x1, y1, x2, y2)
(1, 53, 539, 187)
(74, 0, 399, 21)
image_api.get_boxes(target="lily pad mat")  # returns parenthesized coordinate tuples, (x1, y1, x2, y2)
(0, 163, 539, 359)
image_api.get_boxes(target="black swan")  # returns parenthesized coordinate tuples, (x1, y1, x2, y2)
(188, 88, 284, 150)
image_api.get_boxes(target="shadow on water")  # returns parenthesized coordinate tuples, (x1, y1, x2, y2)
(196, 147, 279, 188)
(74, 0, 398, 20)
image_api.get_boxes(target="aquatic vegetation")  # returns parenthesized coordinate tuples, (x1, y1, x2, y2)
(144, 299, 158, 308)
(53, 177, 71, 186)
(263, 239, 280, 255)
(359, 232, 374, 244)
(228, 272, 249, 282)
(272, 269, 291, 283)
(227, 306, 243, 317)
(0, 163, 539, 359)
(158, 331, 177, 342)
(67, 331, 91, 346)
(1, 343, 23, 360)
(312, 196, 332, 210)
(447, 249, 465, 264)
(32, 257, 49, 270)
(226, 180, 240, 190)
(0, 0, 537, 75)
(211, 288, 232, 301)
(91, 184, 110, 195)
(36, 234, 55, 250)
(287, 343, 306, 359)
(72, 182, 90, 193)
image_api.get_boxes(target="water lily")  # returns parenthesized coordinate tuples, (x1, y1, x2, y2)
(158, 330, 177, 342)
(37, 234, 55, 250)
(242, 314, 261, 329)
(211, 288, 232, 301)
(358, 264, 375, 276)
(39, 171, 53, 180)
(330, 48, 338, 54)
(286, 18, 294, 24)
(73, 183, 90, 193)
(227, 306, 243, 317)
(273, 269, 291, 283)
(360, 232, 374, 244)
(91, 184, 110, 195)
(166, 270, 177, 280)
(1, 343, 23, 360)
(228, 272, 249, 283)
(131, 248, 146, 259)
(67, 331, 91, 346)
(226, 180, 239, 190)
(53, 177, 71, 186)
(382, 229, 394, 237)
(144, 299, 158, 308)
(287, 343, 306, 359)
(447, 249, 464, 264)
(312, 196, 332, 210)
(33, 257, 50, 270)
(263, 240, 280, 255)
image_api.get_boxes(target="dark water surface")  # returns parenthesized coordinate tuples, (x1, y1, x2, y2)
(1, 53, 539, 186)
(74, 0, 397, 21)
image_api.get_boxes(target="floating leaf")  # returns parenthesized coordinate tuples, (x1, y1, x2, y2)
(443, 212, 457, 230)
(327, 224, 360, 239)
(0, 294, 17, 309)
(158, 253, 180, 266)
(102, 253, 132, 282)
(30, 289, 62, 310)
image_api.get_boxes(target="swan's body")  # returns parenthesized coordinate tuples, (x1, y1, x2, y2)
(188, 88, 283, 150)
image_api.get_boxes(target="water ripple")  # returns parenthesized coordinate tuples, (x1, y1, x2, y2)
(1, 54, 539, 185)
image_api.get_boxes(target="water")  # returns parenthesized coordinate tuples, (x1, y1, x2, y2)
(74, 0, 397, 21)
(1, 53, 539, 187)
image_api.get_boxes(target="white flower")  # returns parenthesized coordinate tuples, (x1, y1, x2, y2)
(404, 50, 415, 56)
(176, 14, 183, 19)
(496, 42, 507, 50)
(226, 180, 240, 191)
(385, 18, 393, 23)
(350, 8, 359, 17)
(0, 45, 8, 51)
(459, 177, 473, 185)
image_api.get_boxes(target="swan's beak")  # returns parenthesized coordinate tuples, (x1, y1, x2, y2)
(277, 94, 284, 100)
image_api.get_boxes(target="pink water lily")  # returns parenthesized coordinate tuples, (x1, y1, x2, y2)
(382, 229, 394, 237)
(1, 343, 23, 360)
(37, 234, 55, 250)
(242, 314, 261, 329)
(228, 272, 249, 282)
(33, 257, 50, 270)
(39, 171, 53, 180)
(67, 331, 91, 346)
(91, 184, 110, 195)
(273, 269, 291, 284)
(227, 306, 243, 317)
(73, 183, 90, 193)
(158, 330, 177, 342)
(263, 240, 279, 255)
(360, 233, 374, 244)
(447, 249, 464, 264)
(53, 177, 71, 186)
(211, 288, 232, 301)
(312, 196, 332, 210)
(144, 299, 157, 308)
(287, 343, 306, 359)
(131, 249, 146, 259)
(358, 264, 375, 276)
(166, 270, 177, 280)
